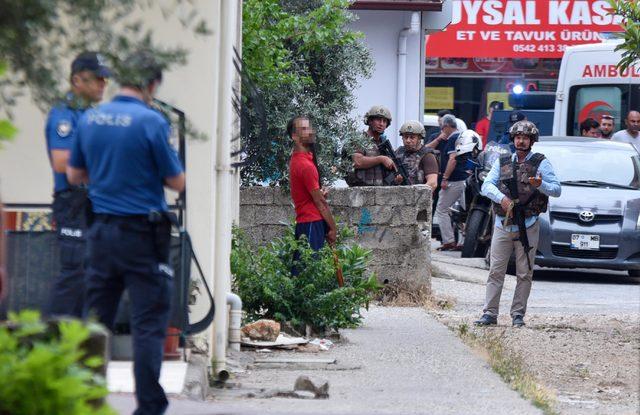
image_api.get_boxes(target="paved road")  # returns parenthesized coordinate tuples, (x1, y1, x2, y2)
(109, 307, 542, 415)
(431, 240, 640, 315)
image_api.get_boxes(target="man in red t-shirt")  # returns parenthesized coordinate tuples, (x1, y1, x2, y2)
(475, 101, 501, 147)
(288, 116, 337, 252)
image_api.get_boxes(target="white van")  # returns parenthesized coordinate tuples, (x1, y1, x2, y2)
(553, 40, 640, 136)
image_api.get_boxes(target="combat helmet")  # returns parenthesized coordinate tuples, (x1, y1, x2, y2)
(364, 105, 392, 126)
(399, 120, 426, 138)
(509, 120, 539, 142)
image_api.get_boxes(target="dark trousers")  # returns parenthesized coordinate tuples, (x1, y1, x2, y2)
(84, 215, 173, 415)
(292, 220, 327, 276)
(295, 220, 327, 251)
(48, 188, 88, 317)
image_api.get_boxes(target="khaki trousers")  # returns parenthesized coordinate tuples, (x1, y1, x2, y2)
(434, 180, 466, 244)
(483, 220, 540, 318)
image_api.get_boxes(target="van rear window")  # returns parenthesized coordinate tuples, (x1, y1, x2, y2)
(568, 85, 628, 136)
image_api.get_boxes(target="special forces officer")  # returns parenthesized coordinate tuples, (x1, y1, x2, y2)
(68, 50, 184, 415)
(475, 121, 560, 328)
(45, 51, 111, 317)
(346, 105, 396, 186)
(394, 120, 438, 188)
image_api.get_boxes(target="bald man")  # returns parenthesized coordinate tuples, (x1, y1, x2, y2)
(612, 110, 640, 153)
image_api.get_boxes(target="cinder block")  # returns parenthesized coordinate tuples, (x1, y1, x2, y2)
(238, 205, 256, 227)
(254, 205, 295, 225)
(272, 188, 293, 206)
(375, 186, 415, 206)
(391, 207, 419, 226)
(329, 187, 375, 207)
(415, 186, 433, 209)
(240, 187, 274, 205)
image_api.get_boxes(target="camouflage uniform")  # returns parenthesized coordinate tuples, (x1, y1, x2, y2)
(346, 105, 394, 187)
(492, 153, 549, 222)
(346, 133, 387, 186)
(395, 146, 436, 185)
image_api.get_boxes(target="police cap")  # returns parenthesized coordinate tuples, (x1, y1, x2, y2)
(71, 51, 111, 78)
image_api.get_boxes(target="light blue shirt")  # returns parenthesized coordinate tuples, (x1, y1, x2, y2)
(482, 152, 561, 231)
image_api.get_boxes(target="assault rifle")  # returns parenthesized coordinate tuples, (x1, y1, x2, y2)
(505, 160, 533, 270)
(377, 139, 411, 185)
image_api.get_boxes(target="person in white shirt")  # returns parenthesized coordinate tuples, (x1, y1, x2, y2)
(612, 110, 640, 153)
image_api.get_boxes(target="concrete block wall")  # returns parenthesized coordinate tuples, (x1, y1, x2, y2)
(239, 186, 433, 289)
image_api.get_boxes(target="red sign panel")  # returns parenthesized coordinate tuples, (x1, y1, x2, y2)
(426, 0, 624, 58)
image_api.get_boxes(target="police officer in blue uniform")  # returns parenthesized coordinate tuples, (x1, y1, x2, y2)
(46, 51, 111, 317)
(68, 50, 185, 415)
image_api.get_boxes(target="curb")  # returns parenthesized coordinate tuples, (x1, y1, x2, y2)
(431, 261, 488, 285)
(432, 253, 489, 270)
(182, 354, 209, 400)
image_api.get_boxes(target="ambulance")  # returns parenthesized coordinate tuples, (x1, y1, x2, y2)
(553, 40, 640, 136)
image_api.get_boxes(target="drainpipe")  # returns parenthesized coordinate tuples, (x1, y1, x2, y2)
(213, 0, 240, 382)
(227, 293, 243, 352)
(396, 11, 421, 147)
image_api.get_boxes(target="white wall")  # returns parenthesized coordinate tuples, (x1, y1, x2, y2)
(349, 10, 423, 147)
(0, 0, 223, 324)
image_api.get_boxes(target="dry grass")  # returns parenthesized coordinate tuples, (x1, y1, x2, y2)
(456, 324, 558, 415)
(375, 279, 456, 309)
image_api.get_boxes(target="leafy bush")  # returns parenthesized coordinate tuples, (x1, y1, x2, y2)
(0, 310, 114, 415)
(240, 0, 373, 186)
(231, 225, 380, 330)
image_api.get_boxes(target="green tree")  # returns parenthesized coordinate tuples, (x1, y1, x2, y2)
(0, 61, 18, 147)
(0, 0, 208, 115)
(609, 0, 640, 71)
(240, 0, 372, 186)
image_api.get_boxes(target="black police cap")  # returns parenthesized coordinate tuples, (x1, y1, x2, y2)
(509, 111, 526, 124)
(71, 52, 111, 77)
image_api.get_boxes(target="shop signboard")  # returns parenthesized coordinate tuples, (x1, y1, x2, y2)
(425, 87, 455, 109)
(426, 0, 624, 59)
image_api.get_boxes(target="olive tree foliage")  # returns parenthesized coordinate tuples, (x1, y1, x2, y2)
(609, 0, 640, 71)
(0, 0, 209, 119)
(0, 63, 18, 146)
(240, 0, 373, 186)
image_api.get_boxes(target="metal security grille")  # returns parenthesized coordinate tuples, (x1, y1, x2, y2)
(550, 212, 623, 226)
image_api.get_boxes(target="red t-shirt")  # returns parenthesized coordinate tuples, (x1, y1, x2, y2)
(476, 117, 490, 147)
(289, 151, 323, 223)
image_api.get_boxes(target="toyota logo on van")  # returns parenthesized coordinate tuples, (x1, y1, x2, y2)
(579, 211, 595, 223)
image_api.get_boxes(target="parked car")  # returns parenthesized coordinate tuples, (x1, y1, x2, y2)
(533, 137, 640, 277)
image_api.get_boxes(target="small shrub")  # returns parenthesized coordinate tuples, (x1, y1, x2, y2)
(231, 225, 380, 331)
(0, 310, 115, 415)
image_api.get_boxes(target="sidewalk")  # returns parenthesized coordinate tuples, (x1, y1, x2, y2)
(108, 307, 541, 414)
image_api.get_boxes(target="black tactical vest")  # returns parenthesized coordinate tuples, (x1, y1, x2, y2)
(395, 146, 437, 185)
(492, 153, 548, 218)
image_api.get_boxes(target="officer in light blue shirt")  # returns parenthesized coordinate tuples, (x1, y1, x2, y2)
(68, 50, 184, 415)
(45, 51, 111, 318)
(475, 121, 560, 328)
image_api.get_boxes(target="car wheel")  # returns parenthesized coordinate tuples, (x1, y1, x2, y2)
(629, 269, 640, 278)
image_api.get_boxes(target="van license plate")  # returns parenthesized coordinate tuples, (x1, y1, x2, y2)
(570, 234, 600, 250)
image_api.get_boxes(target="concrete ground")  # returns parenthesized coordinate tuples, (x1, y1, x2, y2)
(109, 307, 542, 415)
(429, 242, 640, 415)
